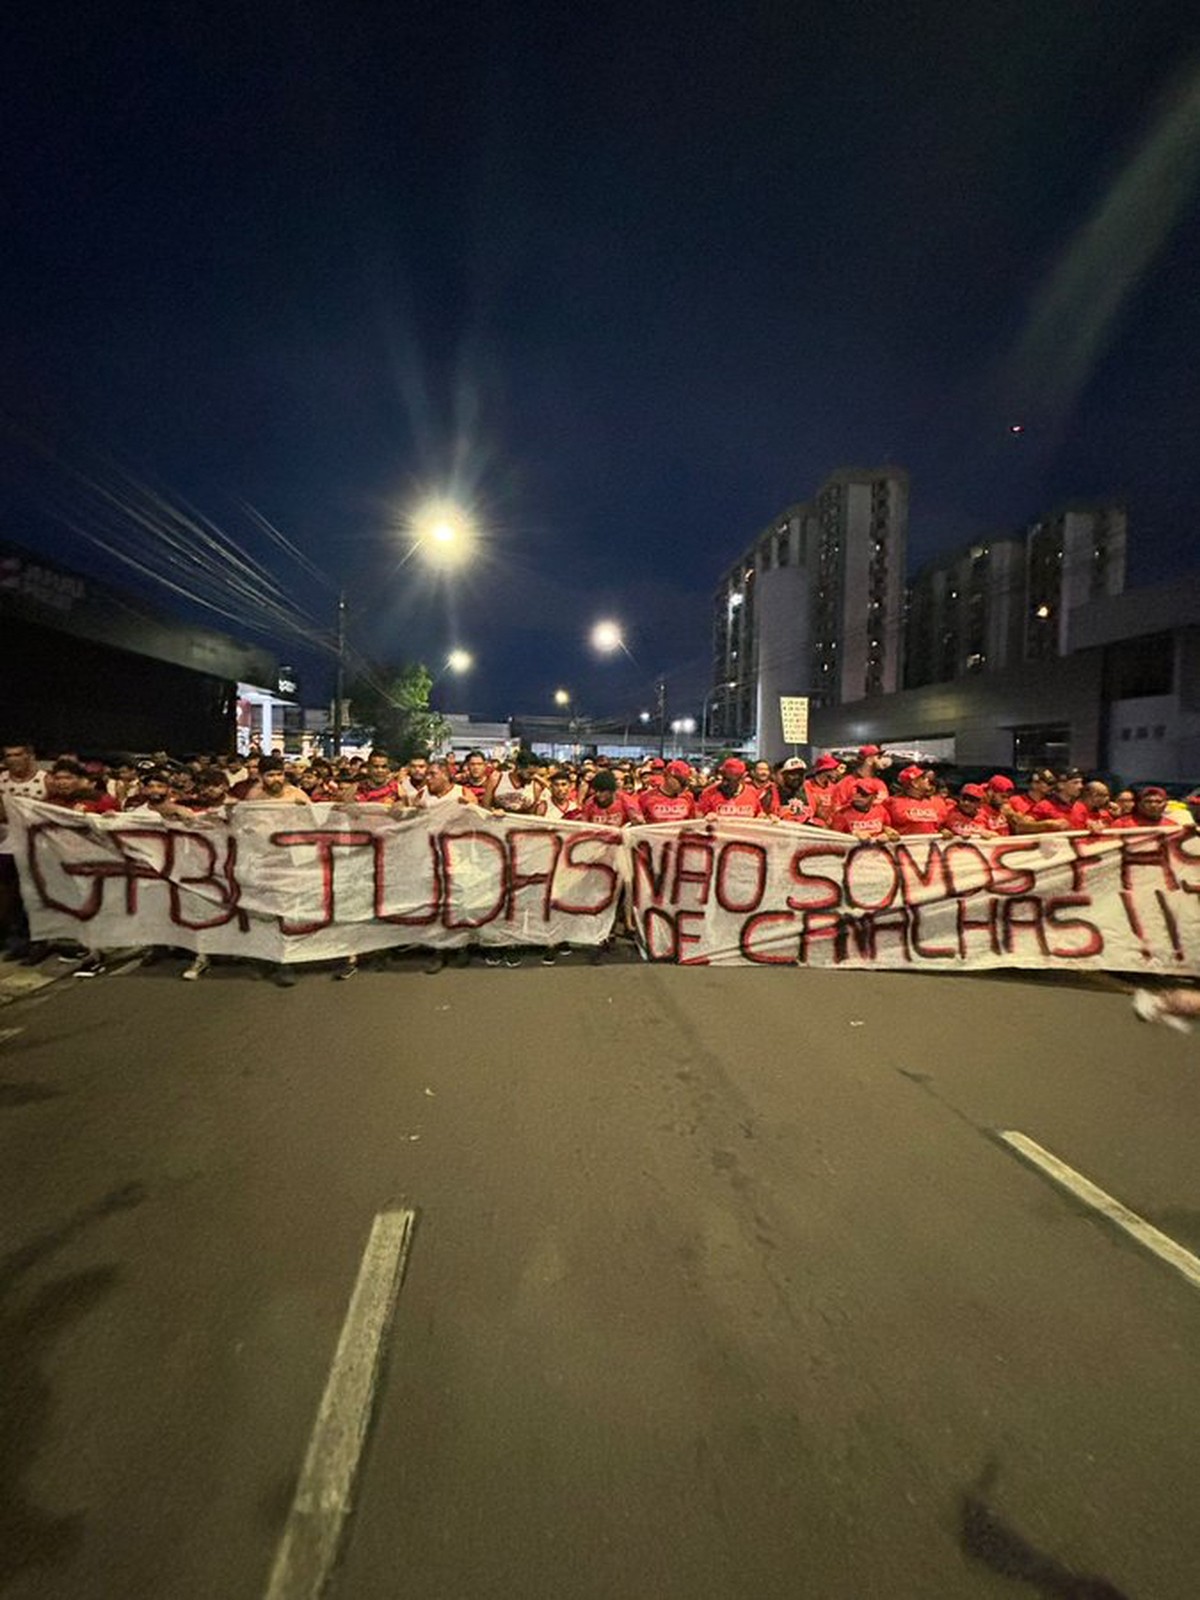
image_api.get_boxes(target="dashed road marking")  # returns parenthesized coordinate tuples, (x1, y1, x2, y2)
(999, 1130, 1200, 1292)
(264, 1208, 417, 1600)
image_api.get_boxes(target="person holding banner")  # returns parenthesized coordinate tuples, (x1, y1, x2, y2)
(940, 784, 999, 838)
(885, 767, 946, 835)
(831, 782, 899, 840)
(638, 760, 697, 823)
(699, 758, 763, 819)
(1110, 787, 1181, 830)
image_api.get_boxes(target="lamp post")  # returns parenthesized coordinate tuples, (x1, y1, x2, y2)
(332, 497, 476, 757)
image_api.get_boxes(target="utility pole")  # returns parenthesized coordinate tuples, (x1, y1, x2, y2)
(656, 677, 666, 759)
(333, 588, 346, 757)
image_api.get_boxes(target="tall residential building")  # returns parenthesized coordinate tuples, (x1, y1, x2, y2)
(711, 467, 909, 751)
(1024, 502, 1127, 661)
(904, 501, 1127, 688)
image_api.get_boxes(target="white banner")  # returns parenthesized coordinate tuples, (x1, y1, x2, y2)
(11, 802, 1200, 975)
(627, 818, 1200, 972)
(7, 800, 624, 962)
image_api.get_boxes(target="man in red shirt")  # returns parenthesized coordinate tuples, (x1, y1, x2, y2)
(1079, 780, 1115, 832)
(357, 748, 401, 804)
(982, 775, 1016, 834)
(1008, 767, 1055, 818)
(804, 753, 841, 828)
(831, 781, 898, 840)
(885, 766, 946, 835)
(581, 769, 640, 826)
(457, 749, 491, 804)
(640, 757, 667, 793)
(831, 745, 889, 811)
(45, 760, 120, 814)
(698, 758, 763, 819)
(1029, 769, 1087, 830)
(1109, 786, 1179, 830)
(940, 783, 998, 838)
(638, 760, 697, 823)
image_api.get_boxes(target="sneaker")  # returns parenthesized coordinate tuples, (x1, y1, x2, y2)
(73, 953, 106, 979)
(504, 950, 523, 968)
(541, 946, 558, 966)
(423, 951, 446, 975)
(19, 942, 49, 966)
(484, 952, 503, 967)
(335, 957, 358, 981)
(273, 964, 297, 988)
(1132, 989, 1192, 1033)
(181, 955, 210, 981)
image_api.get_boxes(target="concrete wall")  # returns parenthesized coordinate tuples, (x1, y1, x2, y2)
(810, 650, 1105, 768)
(754, 564, 811, 761)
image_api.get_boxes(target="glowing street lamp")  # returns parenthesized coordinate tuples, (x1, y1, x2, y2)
(590, 619, 624, 654)
(409, 498, 475, 568)
(446, 649, 473, 674)
(554, 688, 571, 707)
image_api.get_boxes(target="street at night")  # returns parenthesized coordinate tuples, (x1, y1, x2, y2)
(2, 955, 1197, 1599)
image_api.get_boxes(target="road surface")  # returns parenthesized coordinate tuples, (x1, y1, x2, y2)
(1, 949, 1197, 1598)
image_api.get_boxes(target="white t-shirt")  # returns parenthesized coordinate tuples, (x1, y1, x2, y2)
(491, 771, 539, 812)
(415, 784, 467, 811)
(0, 767, 47, 854)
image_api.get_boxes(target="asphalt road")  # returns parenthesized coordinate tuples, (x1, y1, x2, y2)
(1, 949, 1197, 1599)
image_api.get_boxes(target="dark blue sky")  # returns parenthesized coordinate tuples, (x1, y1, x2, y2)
(3, 1, 1200, 720)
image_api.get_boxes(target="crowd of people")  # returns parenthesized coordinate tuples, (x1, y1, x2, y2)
(1, 739, 1197, 1009)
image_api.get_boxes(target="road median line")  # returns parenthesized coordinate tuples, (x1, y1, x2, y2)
(998, 1130, 1200, 1292)
(264, 1207, 417, 1600)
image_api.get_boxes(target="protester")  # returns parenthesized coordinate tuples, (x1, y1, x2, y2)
(538, 768, 579, 821)
(1109, 786, 1179, 830)
(638, 760, 697, 823)
(581, 768, 640, 827)
(1029, 768, 1087, 829)
(885, 766, 946, 835)
(804, 753, 841, 827)
(831, 745, 889, 810)
(749, 759, 778, 814)
(0, 742, 48, 957)
(356, 749, 401, 804)
(457, 749, 491, 803)
(775, 758, 815, 824)
(1079, 781, 1114, 832)
(940, 783, 998, 838)
(485, 750, 542, 813)
(831, 781, 898, 839)
(698, 758, 762, 818)
(243, 754, 311, 805)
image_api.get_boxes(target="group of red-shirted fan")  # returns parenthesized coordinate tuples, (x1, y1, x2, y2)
(2, 738, 1197, 1024)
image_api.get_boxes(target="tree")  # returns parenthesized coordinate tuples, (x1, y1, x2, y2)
(346, 662, 449, 762)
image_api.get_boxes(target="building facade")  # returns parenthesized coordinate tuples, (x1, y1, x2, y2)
(711, 467, 909, 758)
(905, 502, 1127, 688)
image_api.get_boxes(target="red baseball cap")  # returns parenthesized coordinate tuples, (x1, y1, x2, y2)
(960, 783, 987, 800)
(858, 744, 881, 757)
(1140, 786, 1168, 800)
(813, 753, 840, 773)
(898, 764, 926, 785)
(665, 760, 692, 779)
(987, 774, 1015, 792)
(854, 780, 877, 796)
(719, 758, 747, 777)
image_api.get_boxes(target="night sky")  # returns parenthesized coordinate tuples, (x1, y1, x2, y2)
(4, 1, 1200, 722)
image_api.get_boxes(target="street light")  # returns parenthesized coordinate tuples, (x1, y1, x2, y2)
(554, 687, 571, 707)
(446, 649, 473, 674)
(590, 619, 623, 654)
(409, 498, 475, 569)
(333, 497, 477, 756)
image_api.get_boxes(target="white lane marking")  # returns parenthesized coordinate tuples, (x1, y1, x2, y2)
(999, 1131, 1200, 1292)
(264, 1208, 416, 1600)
